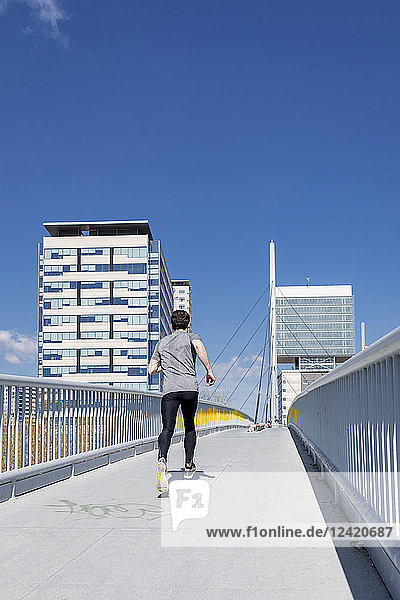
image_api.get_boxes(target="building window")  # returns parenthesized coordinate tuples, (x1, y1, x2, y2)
(113, 366, 147, 376)
(80, 331, 109, 339)
(43, 332, 77, 342)
(80, 315, 109, 323)
(114, 314, 147, 325)
(44, 282, 77, 292)
(113, 263, 147, 274)
(81, 248, 110, 255)
(81, 298, 110, 306)
(44, 248, 77, 259)
(44, 298, 77, 309)
(114, 247, 147, 258)
(44, 315, 77, 326)
(80, 366, 110, 373)
(114, 331, 147, 342)
(44, 265, 77, 275)
(114, 280, 147, 291)
(114, 297, 147, 307)
(43, 349, 77, 360)
(114, 349, 147, 359)
(81, 348, 109, 357)
(80, 264, 110, 272)
(81, 281, 110, 289)
(43, 366, 76, 376)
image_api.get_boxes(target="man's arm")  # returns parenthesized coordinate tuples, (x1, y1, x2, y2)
(192, 339, 216, 386)
(148, 357, 162, 375)
(148, 342, 162, 375)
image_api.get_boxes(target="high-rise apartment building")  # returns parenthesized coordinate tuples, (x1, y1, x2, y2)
(37, 220, 174, 391)
(172, 280, 192, 316)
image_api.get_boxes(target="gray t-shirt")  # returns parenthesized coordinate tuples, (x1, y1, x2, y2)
(151, 331, 202, 395)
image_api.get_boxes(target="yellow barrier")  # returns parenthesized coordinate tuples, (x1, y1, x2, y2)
(175, 405, 244, 430)
(287, 407, 300, 426)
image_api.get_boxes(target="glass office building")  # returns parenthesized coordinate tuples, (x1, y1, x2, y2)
(276, 285, 355, 370)
(37, 220, 174, 391)
(275, 284, 355, 424)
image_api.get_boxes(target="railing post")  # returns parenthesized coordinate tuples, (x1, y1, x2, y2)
(28, 387, 33, 466)
(0, 385, 4, 472)
(13, 386, 19, 470)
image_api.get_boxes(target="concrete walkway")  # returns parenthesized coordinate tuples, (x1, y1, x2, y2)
(0, 428, 392, 600)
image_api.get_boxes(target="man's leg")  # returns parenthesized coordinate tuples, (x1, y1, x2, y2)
(180, 391, 198, 465)
(158, 393, 180, 460)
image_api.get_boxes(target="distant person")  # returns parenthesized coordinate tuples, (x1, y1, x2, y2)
(148, 310, 215, 492)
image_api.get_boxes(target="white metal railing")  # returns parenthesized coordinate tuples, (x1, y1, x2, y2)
(0, 374, 250, 474)
(288, 324, 400, 598)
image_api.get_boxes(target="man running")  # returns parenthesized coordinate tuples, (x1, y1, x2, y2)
(148, 309, 215, 492)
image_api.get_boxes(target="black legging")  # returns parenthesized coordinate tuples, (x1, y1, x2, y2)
(158, 391, 198, 463)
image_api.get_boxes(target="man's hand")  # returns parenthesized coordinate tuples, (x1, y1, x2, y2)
(206, 370, 216, 386)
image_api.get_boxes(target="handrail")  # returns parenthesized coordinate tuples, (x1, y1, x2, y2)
(0, 373, 162, 395)
(288, 323, 400, 600)
(0, 373, 245, 412)
(294, 324, 400, 400)
(0, 373, 252, 474)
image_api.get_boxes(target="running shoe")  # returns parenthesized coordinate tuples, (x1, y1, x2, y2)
(156, 457, 168, 493)
(184, 461, 196, 479)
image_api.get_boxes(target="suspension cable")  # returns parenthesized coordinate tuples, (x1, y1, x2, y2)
(229, 305, 321, 417)
(199, 286, 269, 385)
(239, 363, 269, 411)
(224, 346, 265, 406)
(208, 314, 268, 400)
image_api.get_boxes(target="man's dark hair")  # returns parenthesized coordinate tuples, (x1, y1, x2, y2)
(171, 310, 190, 331)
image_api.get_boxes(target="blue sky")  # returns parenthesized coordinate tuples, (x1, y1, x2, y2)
(0, 1, 399, 414)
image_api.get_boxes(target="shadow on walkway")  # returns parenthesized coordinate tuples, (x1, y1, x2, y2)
(290, 429, 392, 600)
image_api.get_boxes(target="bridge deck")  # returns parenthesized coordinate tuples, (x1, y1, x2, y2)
(0, 428, 391, 600)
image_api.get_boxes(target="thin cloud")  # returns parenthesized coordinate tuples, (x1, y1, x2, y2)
(5, 353, 21, 365)
(213, 353, 263, 382)
(0, 0, 69, 45)
(0, 330, 37, 366)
